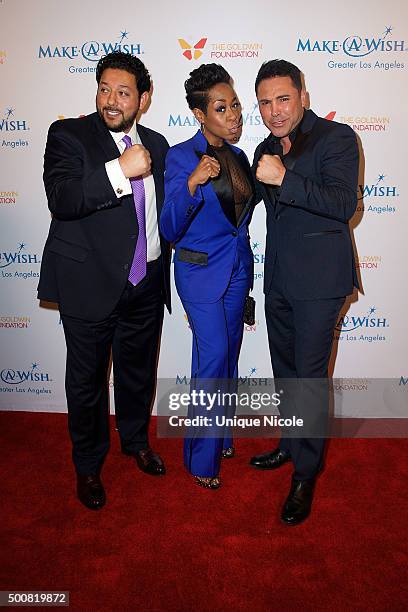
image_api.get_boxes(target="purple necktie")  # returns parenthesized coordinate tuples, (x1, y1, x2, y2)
(122, 135, 147, 286)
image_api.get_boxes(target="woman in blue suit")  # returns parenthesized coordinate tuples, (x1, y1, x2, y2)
(160, 64, 256, 489)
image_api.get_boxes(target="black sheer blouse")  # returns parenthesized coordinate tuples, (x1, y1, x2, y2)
(212, 145, 252, 226)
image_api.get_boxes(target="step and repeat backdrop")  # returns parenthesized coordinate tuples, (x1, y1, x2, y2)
(1, 0, 406, 414)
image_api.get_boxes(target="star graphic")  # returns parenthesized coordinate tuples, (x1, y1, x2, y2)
(369, 307, 376, 314)
(250, 367, 257, 375)
(252, 242, 259, 250)
(378, 174, 385, 182)
(6, 108, 14, 118)
(31, 363, 38, 370)
(18, 242, 26, 251)
(119, 30, 129, 42)
(385, 26, 392, 35)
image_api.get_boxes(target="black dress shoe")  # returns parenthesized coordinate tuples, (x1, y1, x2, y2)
(281, 477, 316, 526)
(249, 448, 291, 470)
(76, 474, 106, 510)
(123, 447, 166, 475)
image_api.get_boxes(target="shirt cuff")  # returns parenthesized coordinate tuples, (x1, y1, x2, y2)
(105, 159, 132, 197)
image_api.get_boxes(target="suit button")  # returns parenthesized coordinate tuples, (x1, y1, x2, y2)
(290, 199, 295, 204)
(130, 234, 136, 240)
(232, 231, 238, 237)
(123, 264, 129, 271)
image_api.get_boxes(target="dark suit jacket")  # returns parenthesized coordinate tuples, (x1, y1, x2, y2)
(38, 112, 171, 321)
(253, 109, 359, 300)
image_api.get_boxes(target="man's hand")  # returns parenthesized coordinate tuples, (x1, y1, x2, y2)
(188, 155, 220, 196)
(119, 144, 151, 178)
(256, 154, 286, 186)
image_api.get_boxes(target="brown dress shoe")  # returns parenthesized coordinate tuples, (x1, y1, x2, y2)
(76, 474, 106, 510)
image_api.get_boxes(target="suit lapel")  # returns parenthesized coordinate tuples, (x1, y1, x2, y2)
(206, 141, 236, 226)
(91, 113, 121, 162)
(283, 110, 316, 171)
(194, 134, 255, 228)
(235, 149, 256, 227)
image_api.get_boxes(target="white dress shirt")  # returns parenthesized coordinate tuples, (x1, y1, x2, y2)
(105, 123, 161, 262)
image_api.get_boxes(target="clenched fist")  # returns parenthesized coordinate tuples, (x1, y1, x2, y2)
(119, 144, 151, 179)
(256, 154, 286, 186)
(188, 155, 221, 196)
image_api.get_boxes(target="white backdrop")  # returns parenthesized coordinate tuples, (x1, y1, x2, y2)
(1, 0, 406, 413)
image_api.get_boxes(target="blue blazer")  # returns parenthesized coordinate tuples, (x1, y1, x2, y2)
(160, 130, 256, 303)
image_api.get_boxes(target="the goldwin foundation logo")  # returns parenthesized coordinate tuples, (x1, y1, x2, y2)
(356, 255, 382, 270)
(178, 38, 207, 60)
(0, 191, 18, 205)
(209, 42, 262, 60)
(328, 111, 390, 132)
(0, 315, 31, 329)
(0, 50, 6, 65)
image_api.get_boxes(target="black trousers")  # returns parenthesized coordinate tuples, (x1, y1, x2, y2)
(61, 259, 164, 475)
(265, 259, 345, 480)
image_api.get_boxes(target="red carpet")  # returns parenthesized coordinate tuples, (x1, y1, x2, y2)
(0, 412, 407, 611)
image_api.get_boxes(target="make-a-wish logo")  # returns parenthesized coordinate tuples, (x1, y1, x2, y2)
(238, 368, 271, 386)
(0, 362, 52, 385)
(0, 243, 41, 279)
(240, 102, 267, 146)
(358, 173, 398, 199)
(168, 113, 200, 128)
(178, 38, 207, 60)
(0, 108, 29, 132)
(38, 30, 144, 62)
(357, 173, 398, 214)
(252, 241, 265, 282)
(1, 108, 30, 149)
(335, 306, 389, 343)
(297, 25, 407, 57)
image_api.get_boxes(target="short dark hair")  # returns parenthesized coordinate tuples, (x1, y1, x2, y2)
(255, 59, 302, 94)
(96, 51, 151, 95)
(185, 63, 231, 113)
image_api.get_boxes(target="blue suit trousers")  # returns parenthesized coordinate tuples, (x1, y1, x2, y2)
(182, 251, 248, 477)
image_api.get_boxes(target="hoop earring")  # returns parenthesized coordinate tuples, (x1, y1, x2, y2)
(200, 122, 205, 134)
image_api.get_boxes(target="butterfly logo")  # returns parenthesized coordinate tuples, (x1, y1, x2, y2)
(178, 38, 207, 60)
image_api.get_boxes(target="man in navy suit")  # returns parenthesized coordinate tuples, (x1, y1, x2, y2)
(250, 60, 359, 525)
(38, 52, 171, 510)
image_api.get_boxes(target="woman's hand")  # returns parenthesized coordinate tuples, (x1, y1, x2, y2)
(188, 155, 221, 196)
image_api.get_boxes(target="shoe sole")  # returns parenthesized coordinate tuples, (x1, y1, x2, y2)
(249, 461, 290, 470)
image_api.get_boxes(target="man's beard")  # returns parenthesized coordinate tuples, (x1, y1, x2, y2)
(97, 106, 138, 133)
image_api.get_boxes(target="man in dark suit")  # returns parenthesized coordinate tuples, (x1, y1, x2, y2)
(38, 51, 171, 510)
(250, 60, 359, 525)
